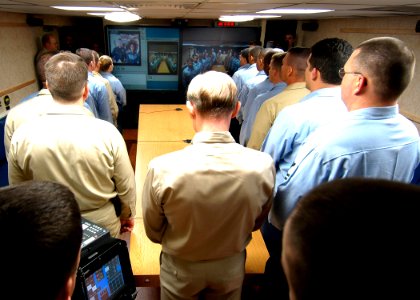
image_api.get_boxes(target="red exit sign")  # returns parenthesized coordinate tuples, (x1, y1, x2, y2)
(216, 21, 236, 27)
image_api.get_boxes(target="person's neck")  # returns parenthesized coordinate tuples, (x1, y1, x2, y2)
(53, 98, 84, 107)
(310, 82, 339, 92)
(194, 116, 231, 133)
(347, 97, 397, 112)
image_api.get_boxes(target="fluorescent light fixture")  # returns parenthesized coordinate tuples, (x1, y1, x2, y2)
(52, 6, 124, 12)
(104, 12, 141, 22)
(87, 13, 108, 16)
(258, 8, 334, 14)
(219, 15, 255, 22)
(254, 15, 281, 19)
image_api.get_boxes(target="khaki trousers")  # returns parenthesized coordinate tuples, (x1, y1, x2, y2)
(160, 251, 246, 300)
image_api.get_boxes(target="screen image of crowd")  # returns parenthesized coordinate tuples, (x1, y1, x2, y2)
(110, 33, 141, 65)
(181, 45, 244, 88)
(148, 42, 178, 75)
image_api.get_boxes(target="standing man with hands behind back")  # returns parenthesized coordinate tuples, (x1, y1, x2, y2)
(142, 71, 275, 300)
(8, 52, 136, 237)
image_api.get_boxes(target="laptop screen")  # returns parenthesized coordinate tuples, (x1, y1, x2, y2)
(74, 238, 137, 300)
(85, 255, 126, 298)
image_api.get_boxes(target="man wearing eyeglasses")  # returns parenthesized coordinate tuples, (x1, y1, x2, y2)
(271, 36, 420, 297)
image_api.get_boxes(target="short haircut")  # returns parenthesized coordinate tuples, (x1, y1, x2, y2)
(240, 48, 250, 63)
(249, 46, 263, 61)
(99, 55, 113, 72)
(284, 178, 420, 300)
(0, 181, 82, 299)
(353, 37, 415, 101)
(270, 52, 287, 72)
(76, 47, 94, 66)
(45, 52, 88, 102)
(263, 49, 284, 75)
(286, 47, 311, 75)
(92, 50, 100, 64)
(36, 50, 59, 83)
(309, 38, 353, 85)
(187, 70, 237, 117)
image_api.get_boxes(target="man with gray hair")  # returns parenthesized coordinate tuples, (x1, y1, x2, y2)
(8, 52, 136, 237)
(142, 71, 275, 300)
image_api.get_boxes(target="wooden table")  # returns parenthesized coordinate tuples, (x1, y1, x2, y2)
(130, 104, 269, 287)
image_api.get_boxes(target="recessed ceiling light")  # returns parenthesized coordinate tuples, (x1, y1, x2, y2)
(52, 6, 124, 12)
(257, 8, 334, 14)
(104, 12, 141, 23)
(219, 15, 255, 22)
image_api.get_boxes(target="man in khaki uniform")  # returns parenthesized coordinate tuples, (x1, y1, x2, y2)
(8, 52, 135, 237)
(142, 71, 275, 300)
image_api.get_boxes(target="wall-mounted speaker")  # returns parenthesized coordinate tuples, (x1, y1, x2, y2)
(416, 20, 420, 33)
(302, 21, 319, 32)
(26, 15, 43, 27)
(171, 19, 189, 27)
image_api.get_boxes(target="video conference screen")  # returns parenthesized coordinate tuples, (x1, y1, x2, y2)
(106, 26, 180, 91)
(85, 255, 125, 299)
(181, 27, 260, 88)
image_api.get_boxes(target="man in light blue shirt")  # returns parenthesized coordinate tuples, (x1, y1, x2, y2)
(231, 48, 250, 90)
(266, 37, 420, 298)
(240, 50, 283, 126)
(237, 47, 273, 124)
(262, 38, 353, 190)
(77, 48, 113, 124)
(260, 37, 353, 298)
(273, 37, 420, 229)
(239, 52, 287, 146)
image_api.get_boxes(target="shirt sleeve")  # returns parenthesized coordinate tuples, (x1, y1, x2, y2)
(95, 83, 113, 124)
(247, 101, 273, 150)
(261, 108, 298, 174)
(142, 163, 167, 244)
(112, 131, 136, 219)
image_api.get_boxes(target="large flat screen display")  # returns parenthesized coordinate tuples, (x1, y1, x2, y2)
(181, 27, 260, 88)
(106, 26, 180, 91)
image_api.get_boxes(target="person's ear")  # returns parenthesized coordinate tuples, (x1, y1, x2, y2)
(311, 67, 318, 81)
(186, 100, 196, 118)
(354, 75, 367, 95)
(231, 101, 241, 119)
(82, 83, 89, 101)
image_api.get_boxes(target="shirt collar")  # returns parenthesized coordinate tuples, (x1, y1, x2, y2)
(192, 131, 236, 144)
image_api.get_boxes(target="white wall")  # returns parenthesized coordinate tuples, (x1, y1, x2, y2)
(296, 16, 420, 130)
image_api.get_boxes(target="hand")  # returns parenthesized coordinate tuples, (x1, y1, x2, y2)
(120, 218, 135, 233)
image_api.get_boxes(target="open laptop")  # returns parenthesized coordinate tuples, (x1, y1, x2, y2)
(74, 220, 137, 300)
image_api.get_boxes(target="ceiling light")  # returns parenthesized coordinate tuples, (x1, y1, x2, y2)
(105, 12, 141, 23)
(219, 15, 255, 22)
(257, 8, 334, 14)
(52, 6, 124, 12)
(253, 15, 281, 19)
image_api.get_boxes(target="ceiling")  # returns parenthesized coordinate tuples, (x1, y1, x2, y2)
(0, 0, 419, 21)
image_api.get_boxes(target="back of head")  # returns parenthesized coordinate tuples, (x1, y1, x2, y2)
(240, 48, 250, 64)
(354, 37, 415, 101)
(249, 46, 263, 63)
(309, 38, 353, 85)
(76, 47, 93, 66)
(270, 52, 287, 73)
(283, 178, 420, 300)
(99, 55, 113, 72)
(45, 52, 88, 102)
(187, 71, 237, 117)
(0, 181, 82, 300)
(264, 48, 284, 75)
(36, 50, 59, 86)
(287, 47, 311, 78)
